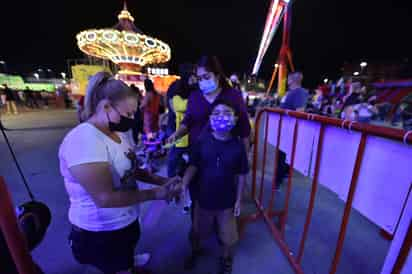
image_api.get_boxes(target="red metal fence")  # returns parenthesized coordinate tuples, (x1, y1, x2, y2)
(0, 176, 38, 274)
(242, 108, 412, 274)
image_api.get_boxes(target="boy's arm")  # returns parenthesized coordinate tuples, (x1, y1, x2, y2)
(234, 174, 247, 216)
(236, 174, 246, 203)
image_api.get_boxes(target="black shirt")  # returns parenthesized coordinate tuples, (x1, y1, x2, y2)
(166, 80, 179, 135)
(190, 131, 249, 210)
(4, 87, 15, 101)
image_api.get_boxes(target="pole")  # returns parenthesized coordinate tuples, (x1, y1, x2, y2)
(277, 3, 293, 97)
(0, 177, 38, 274)
(266, 64, 279, 95)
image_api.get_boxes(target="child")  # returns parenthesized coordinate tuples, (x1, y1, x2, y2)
(181, 99, 249, 274)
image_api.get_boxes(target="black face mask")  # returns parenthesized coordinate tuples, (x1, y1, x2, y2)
(107, 112, 135, 132)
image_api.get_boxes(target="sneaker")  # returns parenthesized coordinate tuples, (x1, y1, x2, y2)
(182, 206, 190, 214)
(219, 256, 233, 274)
(184, 250, 203, 270)
(131, 266, 153, 274)
(134, 253, 151, 267)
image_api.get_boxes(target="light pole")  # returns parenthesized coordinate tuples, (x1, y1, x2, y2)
(61, 72, 66, 79)
(360, 62, 368, 77)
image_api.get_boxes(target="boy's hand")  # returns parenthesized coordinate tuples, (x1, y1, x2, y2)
(234, 200, 241, 217)
(164, 176, 183, 203)
(165, 176, 181, 187)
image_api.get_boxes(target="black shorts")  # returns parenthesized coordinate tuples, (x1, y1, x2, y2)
(69, 219, 140, 274)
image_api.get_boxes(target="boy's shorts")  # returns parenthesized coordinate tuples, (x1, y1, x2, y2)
(194, 204, 239, 246)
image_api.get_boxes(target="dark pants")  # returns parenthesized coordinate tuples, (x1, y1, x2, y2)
(276, 150, 288, 187)
(358, 117, 372, 124)
(69, 220, 140, 274)
(64, 98, 71, 109)
(167, 146, 189, 177)
(132, 109, 143, 145)
(166, 112, 176, 138)
(378, 103, 392, 121)
(26, 97, 39, 108)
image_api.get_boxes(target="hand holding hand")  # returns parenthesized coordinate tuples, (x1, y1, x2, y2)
(165, 176, 181, 187)
(164, 176, 183, 203)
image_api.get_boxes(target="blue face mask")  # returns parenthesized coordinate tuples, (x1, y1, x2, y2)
(199, 79, 218, 94)
(210, 115, 236, 132)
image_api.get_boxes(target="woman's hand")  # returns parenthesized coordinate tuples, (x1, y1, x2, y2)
(234, 200, 241, 217)
(155, 177, 183, 201)
(166, 133, 178, 145)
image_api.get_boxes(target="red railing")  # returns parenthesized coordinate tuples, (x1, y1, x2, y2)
(0, 176, 38, 274)
(242, 108, 412, 274)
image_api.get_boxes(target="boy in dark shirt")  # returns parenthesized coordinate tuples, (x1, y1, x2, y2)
(181, 99, 249, 274)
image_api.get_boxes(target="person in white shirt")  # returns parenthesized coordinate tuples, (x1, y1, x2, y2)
(59, 72, 180, 274)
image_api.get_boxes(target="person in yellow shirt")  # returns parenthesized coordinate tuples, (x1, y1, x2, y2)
(167, 74, 196, 178)
(173, 95, 189, 148)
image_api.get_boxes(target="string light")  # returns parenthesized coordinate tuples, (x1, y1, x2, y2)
(77, 29, 171, 67)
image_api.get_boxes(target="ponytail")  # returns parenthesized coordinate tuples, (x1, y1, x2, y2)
(81, 72, 130, 121)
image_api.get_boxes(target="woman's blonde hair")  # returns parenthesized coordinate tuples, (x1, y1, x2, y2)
(82, 72, 131, 121)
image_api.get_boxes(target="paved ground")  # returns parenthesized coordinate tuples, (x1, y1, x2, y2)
(0, 109, 390, 274)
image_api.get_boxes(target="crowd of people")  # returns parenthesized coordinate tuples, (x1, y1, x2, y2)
(306, 79, 380, 124)
(0, 84, 54, 115)
(252, 76, 408, 127)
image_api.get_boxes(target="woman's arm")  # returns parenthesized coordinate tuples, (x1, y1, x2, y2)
(133, 167, 179, 186)
(169, 98, 175, 113)
(167, 124, 189, 144)
(235, 93, 252, 149)
(182, 165, 197, 188)
(242, 137, 250, 155)
(70, 162, 170, 208)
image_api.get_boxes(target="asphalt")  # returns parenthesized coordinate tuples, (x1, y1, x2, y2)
(0, 109, 389, 274)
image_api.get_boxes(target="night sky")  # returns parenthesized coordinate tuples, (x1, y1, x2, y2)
(1, 0, 411, 87)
